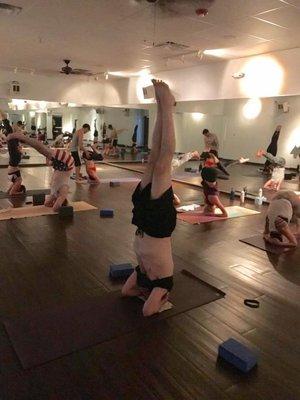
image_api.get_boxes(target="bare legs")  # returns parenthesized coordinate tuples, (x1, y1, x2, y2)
(140, 80, 175, 198)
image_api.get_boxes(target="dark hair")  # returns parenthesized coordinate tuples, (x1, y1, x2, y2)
(17, 121, 23, 127)
(202, 129, 209, 135)
(201, 167, 218, 182)
(82, 124, 90, 131)
(108, 124, 113, 129)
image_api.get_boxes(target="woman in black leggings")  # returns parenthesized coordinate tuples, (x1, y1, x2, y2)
(263, 125, 282, 173)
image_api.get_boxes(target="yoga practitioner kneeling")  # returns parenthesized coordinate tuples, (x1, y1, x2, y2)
(122, 80, 176, 317)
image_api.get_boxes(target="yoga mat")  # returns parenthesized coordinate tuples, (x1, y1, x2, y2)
(4, 269, 225, 369)
(0, 189, 51, 200)
(240, 235, 298, 254)
(0, 201, 96, 221)
(177, 206, 260, 224)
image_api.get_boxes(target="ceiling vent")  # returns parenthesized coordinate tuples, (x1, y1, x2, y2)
(0, 2, 22, 15)
(153, 41, 189, 51)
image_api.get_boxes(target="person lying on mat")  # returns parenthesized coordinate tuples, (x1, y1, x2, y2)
(122, 79, 177, 317)
(264, 191, 300, 247)
(82, 144, 103, 184)
(256, 149, 285, 191)
(7, 133, 74, 211)
(0, 109, 26, 195)
(201, 167, 228, 218)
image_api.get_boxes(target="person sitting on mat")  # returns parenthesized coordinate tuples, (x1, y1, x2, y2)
(122, 79, 177, 317)
(0, 109, 26, 195)
(264, 190, 300, 248)
(82, 145, 103, 184)
(201, 167, 228, 217)
(7, 133, 74, 211)
(256, 149, 285, 191)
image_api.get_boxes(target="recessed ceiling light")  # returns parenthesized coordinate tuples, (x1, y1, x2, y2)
(0, 2, 22, 15)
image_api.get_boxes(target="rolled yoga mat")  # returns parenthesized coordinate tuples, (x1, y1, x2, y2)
(4, 269, 225, 369)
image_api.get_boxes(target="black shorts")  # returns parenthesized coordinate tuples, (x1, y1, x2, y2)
(103, 138, 110, 144)
(71, 151, 81, 167)
(132, 183, 176, 238)
(8, 169, 21, 183)
(112, 139, 118, 147)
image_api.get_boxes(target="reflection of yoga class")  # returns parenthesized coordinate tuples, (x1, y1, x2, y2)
(0, 1, 299, 398)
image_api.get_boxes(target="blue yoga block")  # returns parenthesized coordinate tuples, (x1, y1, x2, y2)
(190, 168, 198, 173)
(185, 167, 192, 172)
(100, 208, 114, 218)
(109, 263, 134, 279)
(218, 338, 257, 373)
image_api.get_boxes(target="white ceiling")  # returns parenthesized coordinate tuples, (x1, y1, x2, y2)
(1, 0, 300, 78)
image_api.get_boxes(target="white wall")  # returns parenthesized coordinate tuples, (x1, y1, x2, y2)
(0, 71, 106, 105)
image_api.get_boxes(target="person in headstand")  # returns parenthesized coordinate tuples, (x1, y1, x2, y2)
(257, 149, 285, 191)
(82, 144, 103, 183)
(7, 133, 74, 211)
(264, 190, 299, 247)
(263, 125, 282, 174)
(0, 109, 25, 195)
(122, 80, 177, 317)
(201, 167, 228, 217)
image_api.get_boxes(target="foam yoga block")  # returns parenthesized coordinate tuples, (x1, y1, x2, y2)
(109, 263, 134, 279)
(110, 181, 120, 187)
(184, 167, 192, 172)
(190, 168, 198, 173)
(218, 338, 257, 373)
(100, 209, 114, 218)
(59, 206, 74, 218)
(33, 193, 45, 206)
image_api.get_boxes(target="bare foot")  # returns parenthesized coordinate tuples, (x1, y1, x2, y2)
(152, 79, 175, 108)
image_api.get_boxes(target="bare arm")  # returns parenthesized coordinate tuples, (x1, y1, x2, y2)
(7, 132, 53, 159)
(0, 109, 7, 120)
(207, 195, 228, 217)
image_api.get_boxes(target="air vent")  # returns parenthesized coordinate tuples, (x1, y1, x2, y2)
(0, 2, 22, 15)
(154, 41, 189, 51)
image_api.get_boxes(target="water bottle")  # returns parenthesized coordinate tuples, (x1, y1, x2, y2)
(240, 190, 245, 204)
(230, 188, 235, 201)
(258, 188, 263, 198)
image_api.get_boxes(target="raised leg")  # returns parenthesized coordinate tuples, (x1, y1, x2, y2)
(140, 84, 163, 189)
(150, 81, 175, 199)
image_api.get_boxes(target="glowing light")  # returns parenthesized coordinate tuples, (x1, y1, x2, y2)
(203, 48, 227, 58)
(243, 98, 262, 120)
(241, 56, 284, 97)
(192, 112, 205, 121)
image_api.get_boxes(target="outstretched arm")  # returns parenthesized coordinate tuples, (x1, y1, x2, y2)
(7, 132, 53, 159)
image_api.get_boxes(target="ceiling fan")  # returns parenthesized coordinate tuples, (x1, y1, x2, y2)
(60, 59, 103, 77)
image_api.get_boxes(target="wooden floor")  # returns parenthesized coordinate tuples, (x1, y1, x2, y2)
(0, 163, 299, 400)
